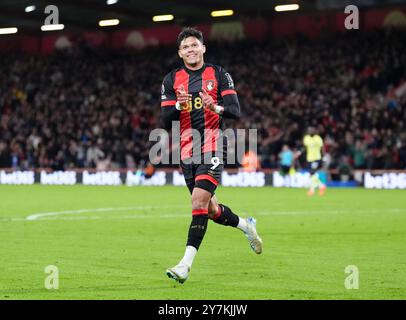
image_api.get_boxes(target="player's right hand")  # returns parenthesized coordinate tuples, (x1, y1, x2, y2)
(176, 85, 192, 106)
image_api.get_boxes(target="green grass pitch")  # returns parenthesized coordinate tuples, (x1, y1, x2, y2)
(0, 185, 405, 300)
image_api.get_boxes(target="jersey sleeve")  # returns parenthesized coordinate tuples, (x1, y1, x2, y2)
(218, 68, 240, 120)
(160, 73, 180, 129)
(318, 136, 324, 148)
(303, 135, 309, 147)
(161, 73, 177, 107)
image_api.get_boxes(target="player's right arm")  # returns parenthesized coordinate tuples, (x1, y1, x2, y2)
(299, 135, 309, 159)
(303, 135, 309, 147)
(160, 73, 180, 130)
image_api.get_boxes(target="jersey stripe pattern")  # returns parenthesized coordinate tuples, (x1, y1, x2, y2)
(161, 63, 240, 161)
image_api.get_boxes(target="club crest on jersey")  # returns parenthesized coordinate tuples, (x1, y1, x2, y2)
(205, 80, 215, 91)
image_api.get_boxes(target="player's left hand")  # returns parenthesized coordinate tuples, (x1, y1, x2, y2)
(199, 89, 215, 111)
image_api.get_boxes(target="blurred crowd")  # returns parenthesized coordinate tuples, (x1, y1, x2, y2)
(0, 28, 405, 172)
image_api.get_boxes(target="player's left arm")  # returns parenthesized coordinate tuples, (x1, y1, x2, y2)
(218, 68, 240, 119)
(319, 136, 325, 158)
(200, 67, 240, 119)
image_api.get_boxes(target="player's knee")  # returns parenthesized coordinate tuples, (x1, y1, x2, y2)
(191, 195, 210, 211)
(192, 201, 209, 211)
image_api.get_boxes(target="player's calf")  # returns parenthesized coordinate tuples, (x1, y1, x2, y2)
(167, 188, 211, 284)
(188, 188, 211, 250)
(211, 204, 240, 227)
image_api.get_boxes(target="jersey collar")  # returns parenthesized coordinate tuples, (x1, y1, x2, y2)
(183, 63, 206, 75)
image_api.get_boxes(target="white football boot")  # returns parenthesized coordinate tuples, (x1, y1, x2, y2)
(244, 217, 263, 254)
(166, 263, 190, 284)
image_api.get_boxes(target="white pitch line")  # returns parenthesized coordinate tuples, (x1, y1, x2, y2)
(0, 207, 402, 223)
(24, 208, 405, 221)
(25, 205, 188, 221)
(24, 207, 329, 221)
(34, 211, 312, 221)
(29, 213, 188, 221)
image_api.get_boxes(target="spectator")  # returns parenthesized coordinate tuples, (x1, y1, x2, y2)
(278, 144, 294, 176)
(0, 29, 405, 171)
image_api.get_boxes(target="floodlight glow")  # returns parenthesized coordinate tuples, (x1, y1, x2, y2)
(25, 5, 36, 13)
(0, 27, 18, 35)
(211, 10, 234, 17)
(275, 4, 300, 12)
(99, 19, 120, 27)
(41, 24, 65, 31)
(152, 15, 174, 22)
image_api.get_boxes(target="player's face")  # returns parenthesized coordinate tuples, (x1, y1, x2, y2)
(178, 37, 206, 68)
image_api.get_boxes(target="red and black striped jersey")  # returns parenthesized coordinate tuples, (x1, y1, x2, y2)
(160, 63, 240, 160)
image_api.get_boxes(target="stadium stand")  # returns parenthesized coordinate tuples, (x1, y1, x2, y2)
(0, 29, 405, 171)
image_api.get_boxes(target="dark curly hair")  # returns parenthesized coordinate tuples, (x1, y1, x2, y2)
(177, 27, 204, 48)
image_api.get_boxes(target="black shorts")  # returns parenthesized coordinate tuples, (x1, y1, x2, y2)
(180, 159, 224, 195)
(307, 161, 321, 174)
